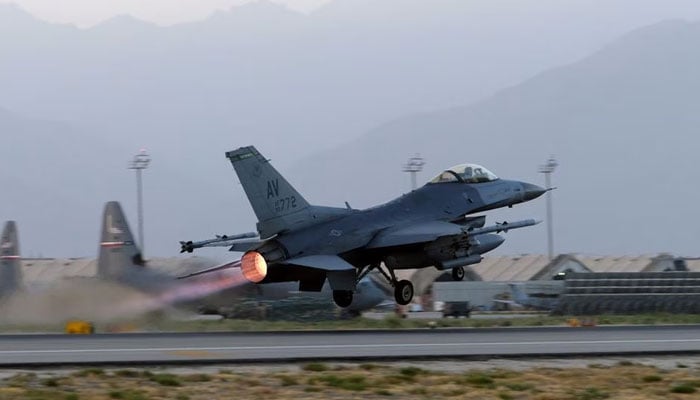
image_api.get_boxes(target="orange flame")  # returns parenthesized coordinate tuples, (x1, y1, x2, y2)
(241, 251, 267, 283)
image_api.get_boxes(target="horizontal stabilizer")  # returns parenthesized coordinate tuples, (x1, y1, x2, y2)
(229, 239, 263, 252)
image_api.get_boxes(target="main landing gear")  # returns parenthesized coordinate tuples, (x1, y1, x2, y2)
(356, 263, 414, 306)
(332, 290, 353, 308)
(394, 279, 414, 305)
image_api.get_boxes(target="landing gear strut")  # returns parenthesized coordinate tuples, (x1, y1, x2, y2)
(357, 263, 414, 306)
(452, 266, 465, 281)
(333, 290, 353, 308)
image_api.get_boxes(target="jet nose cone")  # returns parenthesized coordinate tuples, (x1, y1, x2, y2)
(522, 182, 547, 201)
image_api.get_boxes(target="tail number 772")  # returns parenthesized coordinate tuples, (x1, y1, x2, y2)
(274, 196, 297, 212)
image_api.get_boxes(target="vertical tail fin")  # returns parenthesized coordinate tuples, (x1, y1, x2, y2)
(97, 202, 144, 280)
(0, 221, 22, 297)
(226, 146, 312, 237)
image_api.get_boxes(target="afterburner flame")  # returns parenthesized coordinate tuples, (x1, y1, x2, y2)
(241, 251, 267, 283)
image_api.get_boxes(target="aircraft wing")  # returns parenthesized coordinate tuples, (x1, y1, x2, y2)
(366, 220, 465, 249)
(366, 219, 540, 249)
(177, 259, 242, 279)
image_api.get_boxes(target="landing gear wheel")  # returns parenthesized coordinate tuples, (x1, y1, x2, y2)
(394, 280, 414, 305)
(333, 290, 353, 308)
(452, 266, 465, 281)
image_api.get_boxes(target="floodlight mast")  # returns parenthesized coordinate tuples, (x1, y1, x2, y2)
(129, 149, 151, 257)
(403, 154, 425, 191)
(539, 156, 558, 261)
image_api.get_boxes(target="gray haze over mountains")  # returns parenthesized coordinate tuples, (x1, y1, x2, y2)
(1, 0, 699, 257)
(294, 20, 700, 256)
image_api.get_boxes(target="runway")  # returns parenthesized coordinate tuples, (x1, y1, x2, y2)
(1, 325, 699, 366)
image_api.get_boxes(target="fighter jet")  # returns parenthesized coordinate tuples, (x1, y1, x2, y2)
(0, 221, 23, 299)
(181, 146, 546, 308)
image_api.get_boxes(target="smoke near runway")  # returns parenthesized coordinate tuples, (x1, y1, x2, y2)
(0, 263, 249, 325)
(0, 279, 156, 324)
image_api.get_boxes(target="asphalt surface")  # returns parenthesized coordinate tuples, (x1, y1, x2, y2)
(1, 325, 699, 366)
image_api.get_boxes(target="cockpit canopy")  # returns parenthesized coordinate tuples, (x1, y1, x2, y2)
(429, 164, 499, 184)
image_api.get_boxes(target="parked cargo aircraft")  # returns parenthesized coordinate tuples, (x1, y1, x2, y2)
(0, 221, 22, 299)
(181, 146, 546, 307)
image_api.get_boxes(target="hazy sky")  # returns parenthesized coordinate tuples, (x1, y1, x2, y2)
(0, 0, 330, 26)
(3, 0, 700, 257)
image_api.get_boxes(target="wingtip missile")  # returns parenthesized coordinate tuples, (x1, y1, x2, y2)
(467, 218, 540, 236)
(179, 232, 260, 253)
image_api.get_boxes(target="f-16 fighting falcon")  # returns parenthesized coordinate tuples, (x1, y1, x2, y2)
(181, 146, 547, 308)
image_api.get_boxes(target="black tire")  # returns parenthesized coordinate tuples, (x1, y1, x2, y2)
(394, 280, 414, 305)
(333, 290, 353, 308)
(452, 266, 465, 281)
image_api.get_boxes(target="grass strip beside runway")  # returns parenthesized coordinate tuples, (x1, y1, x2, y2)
(1, 362, 700, 399)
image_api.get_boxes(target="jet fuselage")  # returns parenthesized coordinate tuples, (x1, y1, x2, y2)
(274, 179, 541, 266)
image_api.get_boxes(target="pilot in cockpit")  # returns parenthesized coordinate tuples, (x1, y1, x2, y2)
(462, 166, 474, 180)
(428, 164, 499, 185)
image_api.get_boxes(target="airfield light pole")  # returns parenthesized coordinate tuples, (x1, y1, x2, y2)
(129, 149, 151, 256)
(403, 154, 425, 191)
(539, 156, 558, 261)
